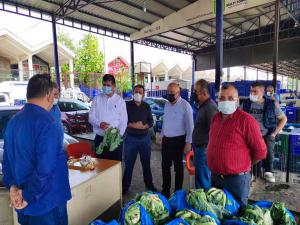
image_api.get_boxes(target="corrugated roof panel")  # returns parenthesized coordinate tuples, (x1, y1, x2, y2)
(71, 11, 135, 34)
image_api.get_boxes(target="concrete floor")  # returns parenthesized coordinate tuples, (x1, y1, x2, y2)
(122, 141, 300, 215)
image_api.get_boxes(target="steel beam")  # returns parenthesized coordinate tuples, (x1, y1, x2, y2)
(130, 41, 135, 90)
(52, 15, 61, 90)
(273, 0, 280, 89)
(215, 0, 223, 93)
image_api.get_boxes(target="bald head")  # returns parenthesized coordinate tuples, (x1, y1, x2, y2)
(167, 82, 180, 103)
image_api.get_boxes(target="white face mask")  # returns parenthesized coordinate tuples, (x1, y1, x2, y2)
(133, 93, 143, 102)
(266, 92, 271, 97)
(53, 98, 59, 105)
(249, 94, 259, 102)
(218, 101, 237, 115)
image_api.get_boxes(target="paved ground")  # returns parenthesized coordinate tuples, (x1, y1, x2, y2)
(122, 141, 300, 214)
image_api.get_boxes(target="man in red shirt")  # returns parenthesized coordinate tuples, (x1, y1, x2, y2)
(207, 84, 267, 207)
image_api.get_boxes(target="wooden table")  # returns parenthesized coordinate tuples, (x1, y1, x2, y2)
(2, 159, 122, 225)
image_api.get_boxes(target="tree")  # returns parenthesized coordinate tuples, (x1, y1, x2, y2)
(75, 34, 104, 87)
(116, 65, 132, 94)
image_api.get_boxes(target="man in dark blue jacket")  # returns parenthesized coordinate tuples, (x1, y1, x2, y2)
(2, 74, 71, 225)
(242, 82, 287, 183)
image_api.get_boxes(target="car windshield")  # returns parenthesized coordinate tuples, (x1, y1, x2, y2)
(58, 101, 89, 112)
(0, 110, 19, 139)
(145, 98, 166, 108)
(0, 96, 5, 102)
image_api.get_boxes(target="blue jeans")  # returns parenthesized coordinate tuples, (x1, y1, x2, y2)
(193, 145, 211, 191)
(211, 173, 251, 208)
(122, 133, 153, 191)
(17, 205, 68, 225)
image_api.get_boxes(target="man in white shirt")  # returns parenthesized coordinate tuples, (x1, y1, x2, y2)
(89, 74, 128, 161)
(161, 82, 194, 198)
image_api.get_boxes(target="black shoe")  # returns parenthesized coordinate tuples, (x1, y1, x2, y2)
(146, 184, 157, 193)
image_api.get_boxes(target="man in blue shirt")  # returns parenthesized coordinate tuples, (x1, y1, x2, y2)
(2, 74, 71, 225)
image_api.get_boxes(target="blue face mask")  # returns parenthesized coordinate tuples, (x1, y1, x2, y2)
(103, 86, 113, 95)
(218, 101, 237, 115)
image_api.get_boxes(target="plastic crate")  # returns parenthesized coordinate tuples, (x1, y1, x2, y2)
(289, 131, 300, 156)
(286, 107, 297, 123)
(289, 173, 300, 185)
(274, 132, 289, 154)
(274, 152, 288, 171)
(290, 154, 300, 173)
(274, 171, 286, 183)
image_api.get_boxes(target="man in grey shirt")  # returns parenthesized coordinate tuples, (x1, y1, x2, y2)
(192, 79, 218, 190)
(242, 82, 287, 182)
(161, 82, 194, 198)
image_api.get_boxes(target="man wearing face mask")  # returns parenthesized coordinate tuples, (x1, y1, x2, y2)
(50, 81, 63, 141)
(192, 79, 218, 191)
(207, 84, 266, 208)
(242, 82, 287, 183)
(2, 74, 71, 225)
(122, 85, 157, 195)
(89, 74, 128, 161)
(266, 85, 280, 102)
(161, 82, 194, 198)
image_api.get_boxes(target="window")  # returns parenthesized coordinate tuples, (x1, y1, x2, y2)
(0, 96, 5, 103)
(0, 110, 19, 139)
(58, 101, 89, 112)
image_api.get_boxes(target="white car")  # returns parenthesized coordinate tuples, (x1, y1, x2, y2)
(0, 81, 27, 106)
(61, 89, 91, 108)
(0, 106, 78, 186)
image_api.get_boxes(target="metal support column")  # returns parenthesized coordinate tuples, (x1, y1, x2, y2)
(130, 41, 135, 90)
(227, 67, 230, 81)
(52, 15, 60, 90)
(256, 68, 259, 80)
(273, 0, 280, 90)
(191, 54, 196, 92)
(243, 66, 247, 80)
(215, 0, 223, 94)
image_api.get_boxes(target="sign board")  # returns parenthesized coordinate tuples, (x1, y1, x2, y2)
(108, 57, 129, 76)
(130, 0, 275, 41)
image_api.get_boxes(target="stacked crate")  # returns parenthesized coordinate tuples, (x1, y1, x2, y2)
(288, 130, 300, 185)
(274, 132, 290, 182)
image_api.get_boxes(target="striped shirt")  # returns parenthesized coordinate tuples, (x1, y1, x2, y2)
(207, 108, 267, 175)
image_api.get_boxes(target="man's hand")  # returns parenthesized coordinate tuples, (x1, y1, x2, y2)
(9, 186, 28, 210)
(100, 122, 110, 130)
(184, 143, 191, 154)
(128, 121, 146, 130)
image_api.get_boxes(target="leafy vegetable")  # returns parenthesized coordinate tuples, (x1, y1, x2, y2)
(175, 209, 217, 225)
(135, 192, 170, 224)
(270, 202, 296, 225)
(187, 189, 224, 219)
(97, 127, 122, 154)
(124, 202, 142, 225)
(206, 188, 226, 208)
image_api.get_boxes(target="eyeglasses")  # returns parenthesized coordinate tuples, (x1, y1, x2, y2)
(218, 96, 238, 102)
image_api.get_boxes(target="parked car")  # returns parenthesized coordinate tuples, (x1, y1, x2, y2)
(0, 93, 9, 106)
(61, 88, 91, 108)
(144, 97, 167, 118)
(0, 106, 78, 187)
(0, 81, 27, 106)
(58, 98, 92, 135)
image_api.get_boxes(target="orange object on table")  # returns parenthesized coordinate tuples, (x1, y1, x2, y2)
(186, 150, 195, 175)
(67, 141, 96, 158)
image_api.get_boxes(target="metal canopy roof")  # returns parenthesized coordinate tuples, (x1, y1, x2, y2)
(1, 0, 300, 76)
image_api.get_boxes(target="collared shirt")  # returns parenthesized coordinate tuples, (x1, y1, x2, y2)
(192, 98, 218, 146)
(162, 97, 194, 143)
(2, 103, 71, 216)
(89, 93, 128, 136)
(126, 100, 153, 136)
(207, 108, 267, 175)
(50, 104, 64, 142)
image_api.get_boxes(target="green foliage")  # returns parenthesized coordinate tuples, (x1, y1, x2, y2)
(116, 65, 132, 93)
(96, 128, 122, 155)
(74, 33, 104, 86)
(176, 209, 217, 225)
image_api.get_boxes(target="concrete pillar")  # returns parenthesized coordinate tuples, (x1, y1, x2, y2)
(147, 73, 151, 83)
(18, 60, 24, 81)
(28, 55, 33, 77)
(165, 72, 168, 81)
(69, 59, 74, 89)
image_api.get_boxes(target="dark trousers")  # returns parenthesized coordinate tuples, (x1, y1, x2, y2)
(94, 134, 123, 161)
(263, 135, 275, 173)
(122, 133, 153, 191)
(161, 135, 185, 196)
(17, 205, 68, 225)
(211, 173, 251, 208)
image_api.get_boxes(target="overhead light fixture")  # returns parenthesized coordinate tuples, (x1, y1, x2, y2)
(143, 0, 147, 12)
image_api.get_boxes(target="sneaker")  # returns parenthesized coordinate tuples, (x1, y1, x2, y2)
(264, 172, 275, 183)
